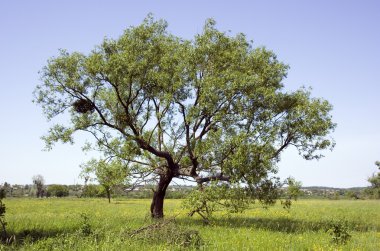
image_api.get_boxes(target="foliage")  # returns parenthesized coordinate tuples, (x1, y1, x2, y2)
(183, 178, 301, 221)
(80, 158, 129, 202)
(0, 186, 7, 241)
(78, 213, 92, 236)
(183, 183, 251, 223)
(34, 15, 336, 216)
(32, 175, 45, 198)
(280, 177, 302, 210)
(81, 184, 107, 198)
(365, 161, 380, 199)
(1, 183, 12, 198)
(345, 190, 360, 200)
(327, 219, 351, 245)
(46, 185, 69, 197)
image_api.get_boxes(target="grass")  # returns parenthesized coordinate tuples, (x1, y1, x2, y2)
(0, 198, 379, 250)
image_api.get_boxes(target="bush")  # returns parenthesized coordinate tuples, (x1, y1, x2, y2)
(0, 186, 7, 241)
(81, 184, 106, 198)
(78, 213, 92, 236)
(47, 185, 69, 197)
(182, 183, 250, 223)
(130, 221, 202, 248)
(327, 220, 351, 245)
(345, 191, 360, 200)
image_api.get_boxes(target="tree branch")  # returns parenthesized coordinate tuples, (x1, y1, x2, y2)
(195, 174, 231, 184)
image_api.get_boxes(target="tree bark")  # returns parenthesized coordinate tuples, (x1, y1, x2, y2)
(106, 188, 111, 203)
(150, 174, 173, 218)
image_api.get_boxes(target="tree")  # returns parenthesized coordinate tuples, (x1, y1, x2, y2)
(34, 16, 335, 218)
(2, 182, 12, 197)
(80, 158, 129, 203)
(366, 161, 380, 199)
(32, 175, 45, 198)
(47, 184, 69, 197)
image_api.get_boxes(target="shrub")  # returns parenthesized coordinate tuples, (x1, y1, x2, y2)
(47, 185, 69, 197)
(78, 213, 92, 236)
(0, 186, 7, 241)
(130, 220, 202, 248)
(81, 184, 106, 198)
(327, 220, 351, 245)
(182, 183, 250, 223)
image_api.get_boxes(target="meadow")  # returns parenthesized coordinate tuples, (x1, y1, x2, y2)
(0, 198, 379, 250)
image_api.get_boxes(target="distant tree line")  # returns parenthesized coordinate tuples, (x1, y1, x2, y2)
(1, 160, 379, 200)
(0, 182, 192, 199)
(1, 182, 379, 200)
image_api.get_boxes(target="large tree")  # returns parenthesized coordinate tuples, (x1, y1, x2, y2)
(34, 16, 335, 218)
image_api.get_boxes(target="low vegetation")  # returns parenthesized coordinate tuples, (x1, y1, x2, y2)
(0, 188, 6, 242)
(0, 198, 379, 250)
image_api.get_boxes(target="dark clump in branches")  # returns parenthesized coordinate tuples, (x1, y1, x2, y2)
(72, 99, 95, 114)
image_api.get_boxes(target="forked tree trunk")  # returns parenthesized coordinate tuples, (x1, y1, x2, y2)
(150, 174, 173, 218)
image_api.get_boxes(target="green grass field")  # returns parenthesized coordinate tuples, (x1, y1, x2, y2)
(0, 198, 379, 250)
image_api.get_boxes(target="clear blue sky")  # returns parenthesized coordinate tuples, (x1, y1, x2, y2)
(1, 0, 379, 187)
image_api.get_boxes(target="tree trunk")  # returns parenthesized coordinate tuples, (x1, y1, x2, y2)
(106, 188, 111, 203)
(150, 174, 173, 218)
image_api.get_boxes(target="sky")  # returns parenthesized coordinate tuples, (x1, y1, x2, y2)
(0, 0, 379, 187)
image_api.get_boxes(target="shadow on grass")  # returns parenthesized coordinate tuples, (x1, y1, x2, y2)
(177, 216, 377, 233)
(2, 228, 72, 246)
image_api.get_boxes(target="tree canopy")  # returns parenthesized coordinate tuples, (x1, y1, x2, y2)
(80, 158, 129, 203)
(366, 161, 380, 199)
(32, 175, 45, 198)
(34, 16, 335, 217)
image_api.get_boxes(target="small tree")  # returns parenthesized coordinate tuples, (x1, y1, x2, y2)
(366, 161, 380, 199)
(280, 177, 302, 210)
(2, 183, 12, 197)
(32, 175, 45, 198)
(80, 159, 129, 203)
